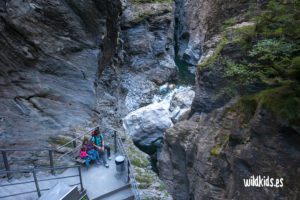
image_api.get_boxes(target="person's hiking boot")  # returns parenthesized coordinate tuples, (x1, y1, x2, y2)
(105, 163, 109, 168)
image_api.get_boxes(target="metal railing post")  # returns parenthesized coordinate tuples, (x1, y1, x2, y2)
(48, 150, 55, 175)
(127, 160, 130, 183)
(2, 151, 10, 178)
(78, 166, 84, 192)
(114, 131, 117, 154)
(72, 140, 77, 148)
(33, 170, 41, 197)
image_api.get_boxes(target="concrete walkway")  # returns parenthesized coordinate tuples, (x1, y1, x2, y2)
(0, 154, 129, 200)
(81, 154, 129, 199)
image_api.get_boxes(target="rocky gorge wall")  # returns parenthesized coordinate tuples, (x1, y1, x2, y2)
(1, 0, 299, 199)
(0, 0, 174, 199)
(159, 0, 300, 199)
(174, 0, 249, 65)
(0, 0, 121, 147)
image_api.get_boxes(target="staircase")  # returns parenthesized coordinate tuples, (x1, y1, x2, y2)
(39, 182, 86, 200)
(94, 184, 134, 200)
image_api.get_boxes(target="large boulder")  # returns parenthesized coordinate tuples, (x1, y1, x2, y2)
(170, 88, 195, 122)
(123, 101, 173, 150)
(123, 86, 195, 150)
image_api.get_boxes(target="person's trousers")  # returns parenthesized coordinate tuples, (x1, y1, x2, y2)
(87, 149, 100, 161)
(97, 148, 107, 164)
(104, 145, 111, 158)
(83, 157, 91, 167)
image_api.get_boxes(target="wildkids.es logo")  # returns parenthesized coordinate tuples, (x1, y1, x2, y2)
(243, 175, 284, 188)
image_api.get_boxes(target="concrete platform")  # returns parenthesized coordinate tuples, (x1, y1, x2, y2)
(81, 154, 129, 199)
(0, 154, 130, 200)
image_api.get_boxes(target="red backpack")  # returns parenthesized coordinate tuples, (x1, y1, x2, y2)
(92, 127, 100, 136)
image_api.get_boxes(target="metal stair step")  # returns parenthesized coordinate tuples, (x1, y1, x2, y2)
(93, 184, 134, 200)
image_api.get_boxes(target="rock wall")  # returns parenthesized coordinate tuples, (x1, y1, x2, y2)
(159, 102, 300, 200)
(174, 0, 249, 64)
(158, 0, 300, 199)
(96, 1, 177, 128)
(0, 0, 121, 148)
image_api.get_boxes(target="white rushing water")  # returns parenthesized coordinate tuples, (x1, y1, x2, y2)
(152, 83, 193, 105)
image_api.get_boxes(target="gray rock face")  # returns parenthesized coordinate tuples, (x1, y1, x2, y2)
(120, 2, 177, 110)
(192, 24, 266, 114)
(174, 0, 249, 64)
(159, 103, 300, 200)
(0, 0, 121, 148)
(170, 88, 195, 122)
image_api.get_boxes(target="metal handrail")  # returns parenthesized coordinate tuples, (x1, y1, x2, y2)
(56, 126, 99, 151)
(0, 126, 100, 175)
(0, 126, 141, 200)
(0, 165, 84, 199)
(0, 148, 52, 152)
(114, 130, 141, 200)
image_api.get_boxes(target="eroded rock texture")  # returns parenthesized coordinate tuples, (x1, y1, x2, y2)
(0, 0, 121, 148)
(159, 103, 300, 200)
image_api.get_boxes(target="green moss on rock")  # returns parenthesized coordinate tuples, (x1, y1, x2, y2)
(234, 84, 300, 127)
(198, 37, 229, 69)
(210, 133, 230, 157)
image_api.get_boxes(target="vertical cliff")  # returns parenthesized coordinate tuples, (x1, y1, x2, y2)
(0, 0, 121, 148)
(174, 0, 249, 65)
(159, 0, 300, 199)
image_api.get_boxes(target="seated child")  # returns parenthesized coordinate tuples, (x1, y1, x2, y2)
(80, 146, 91, 167)
(82, 137, 101, 164)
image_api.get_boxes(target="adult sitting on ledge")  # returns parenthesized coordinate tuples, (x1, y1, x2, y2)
(92, 128, 109, 168)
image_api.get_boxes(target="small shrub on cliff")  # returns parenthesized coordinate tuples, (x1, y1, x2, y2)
(287, 56, 300, 79)
(249, 39, 295, 62)
(224, 59, 258, 84)
(230, 24, 257, 49)
(255, 0, 300, 39)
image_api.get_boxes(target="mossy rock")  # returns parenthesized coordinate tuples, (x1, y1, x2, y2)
(49, 135, 74, 147)
(210, 133, 230, 157)
(198, 37, 229, 69)
(136, 173, 154, 189)
(210, 144, 222, 156)
(131, 157, 148, 168)
(234, 84, 300, 127)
